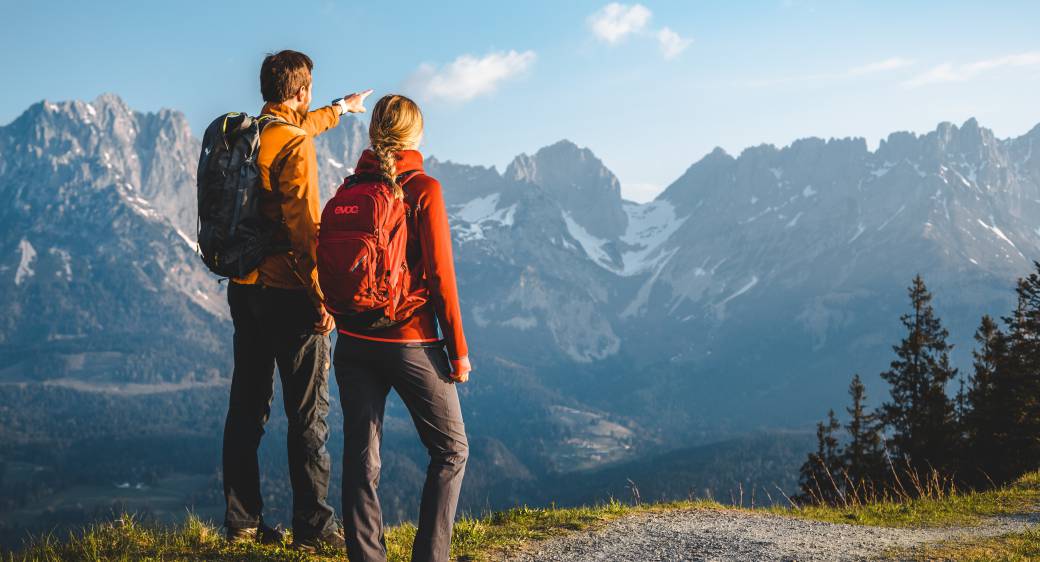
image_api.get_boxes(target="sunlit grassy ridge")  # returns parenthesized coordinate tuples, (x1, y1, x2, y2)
(777, 471, 1040, 528)
(905, 528, 1040, 561)
(0, 501, 640, 561)
(2, 498, 731, 562)
(5, 473, 1039, 561)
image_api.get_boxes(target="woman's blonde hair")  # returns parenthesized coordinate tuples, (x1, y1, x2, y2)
(369, 94, 424, 200)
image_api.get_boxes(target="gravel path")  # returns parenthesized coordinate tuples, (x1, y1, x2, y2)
(503, 508, 1039, 561)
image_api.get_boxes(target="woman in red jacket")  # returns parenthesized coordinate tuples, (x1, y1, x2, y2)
(334, 94, 471, 562)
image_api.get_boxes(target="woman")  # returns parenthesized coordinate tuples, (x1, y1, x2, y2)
(334, 94, 472, 562)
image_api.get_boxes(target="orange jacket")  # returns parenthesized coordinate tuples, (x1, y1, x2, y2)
(232, 102, 340, 309)
(337, 150, 469, 360)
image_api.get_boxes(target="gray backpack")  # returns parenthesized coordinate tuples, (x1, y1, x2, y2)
(196, 113, 287, 278)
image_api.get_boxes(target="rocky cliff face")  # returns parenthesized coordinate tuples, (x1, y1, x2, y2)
(424, 118, 1040, 433)
(4, 94, 1039, 444)
(0, 95, 225, 386)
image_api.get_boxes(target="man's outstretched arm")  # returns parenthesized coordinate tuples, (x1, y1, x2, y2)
(300, 89, 374, 137)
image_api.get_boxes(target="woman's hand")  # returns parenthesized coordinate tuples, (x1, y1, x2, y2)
(449, 356, 472, 383)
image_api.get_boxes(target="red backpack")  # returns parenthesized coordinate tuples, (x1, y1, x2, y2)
(317, 171, 427, 331)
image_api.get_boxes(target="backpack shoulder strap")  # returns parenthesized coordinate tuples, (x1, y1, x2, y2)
(341, 170, 424, 190)
(398, 169, 423, 185)
(257, 114, 304, 136)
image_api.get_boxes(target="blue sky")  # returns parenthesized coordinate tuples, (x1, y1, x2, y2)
(6, 0, 1040, 201)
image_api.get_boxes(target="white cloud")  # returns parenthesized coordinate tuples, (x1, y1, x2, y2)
(847, 57, 915, 76)
(589, 3, 651, 43)
(656, 27, 692, 59)
(408, 50, 536, 102)
(588, 3, 691, 60)
(904, 52, 1040, 88)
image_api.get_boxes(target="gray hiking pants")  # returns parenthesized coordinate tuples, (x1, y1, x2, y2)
(333, 336, 469, 562)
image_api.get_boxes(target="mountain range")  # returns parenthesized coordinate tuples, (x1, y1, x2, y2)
(2, 94, 1038, 539)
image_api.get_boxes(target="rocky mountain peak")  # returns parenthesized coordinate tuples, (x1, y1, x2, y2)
(2, 94, 199, 238)
(657, 146, 735, 207)
(877, 118, 998, 168)
(504, 139, 627, 239)
(314, 115, 368, 199)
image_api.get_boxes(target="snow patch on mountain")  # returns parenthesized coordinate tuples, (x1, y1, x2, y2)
(174, 228, 196, 248)
(710, 275, 761, 320)
(619, 201, 687, 276)
(741, 206, 775, 224)
(125, 193, 160, 220)
(786, 212, 803, 228)
(877, 204, 906, 231)
(15, 239, 36, 286)
(502, 316, 538, 330)
(871, 161, 895, 178)
(621, 247, 679, 318)
(719, 275, 759, 306)
(977, 218, 1021, 255)
(562, 211, 616, 270)
(48, 248, 72, 280)
(452, 193, 516, 242)
(849, 222, 866, 243)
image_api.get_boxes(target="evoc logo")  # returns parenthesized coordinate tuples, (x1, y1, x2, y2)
(334, 205, 360, 215)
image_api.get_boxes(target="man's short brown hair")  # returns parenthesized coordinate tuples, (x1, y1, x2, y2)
(260, 50, 313, 103)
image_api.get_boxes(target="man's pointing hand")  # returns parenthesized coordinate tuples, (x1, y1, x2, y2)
(338, 89, 374, 114)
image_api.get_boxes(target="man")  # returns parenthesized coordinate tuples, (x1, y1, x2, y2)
(222, 49, 372, 552)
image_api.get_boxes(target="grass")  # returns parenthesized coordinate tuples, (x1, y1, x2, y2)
(902, 528, 1040, 561)
(2, 499, 731, 562)
(5, 474, 1039, 560)
(776, 471, 1040, 528)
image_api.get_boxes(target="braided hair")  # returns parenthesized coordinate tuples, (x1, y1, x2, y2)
(368, 95, 424, 200)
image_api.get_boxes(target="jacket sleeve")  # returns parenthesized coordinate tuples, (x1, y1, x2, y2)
(299, 105, 341, 137)
(416, 178, 469, 360)
(273, 135, 324, 309)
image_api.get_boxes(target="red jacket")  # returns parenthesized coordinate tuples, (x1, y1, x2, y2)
(336, 149, 469, 360)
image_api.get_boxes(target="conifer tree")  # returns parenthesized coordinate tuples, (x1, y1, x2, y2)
(797, 409, 844, 504)
(963, 314, 1009, 482)
(841, 374, 883, 489)
(999, 267, 1040, 479)
(880, 275, 959, 475)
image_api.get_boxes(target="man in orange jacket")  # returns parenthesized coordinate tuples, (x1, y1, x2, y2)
(222, 49, 372, 553)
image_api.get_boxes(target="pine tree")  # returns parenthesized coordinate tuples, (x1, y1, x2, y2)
(963, 314, 1009, 483)
(999, 266, 1040, 479)
(880, 275, 959, 475)
(841, 374, 884, 491)
(797, 409, 844, 504)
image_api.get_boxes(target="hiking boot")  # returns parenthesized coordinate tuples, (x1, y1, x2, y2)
(257, 522, 286, 545)
(291, 525, 346, 553)
(225, 526, 258, 545)
(226, 521, 285, 545)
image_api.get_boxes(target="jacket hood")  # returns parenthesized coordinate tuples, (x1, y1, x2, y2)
(260, 102, 309, 126)
(355, 149, 425, 177)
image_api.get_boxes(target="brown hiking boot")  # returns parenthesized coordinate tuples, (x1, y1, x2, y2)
(226, 521, 285, 545)
(225, 526, 258, 545)
(291, 525, 346, 553)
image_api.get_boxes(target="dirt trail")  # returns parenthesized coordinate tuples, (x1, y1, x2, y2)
(503, 508, 1038, 561)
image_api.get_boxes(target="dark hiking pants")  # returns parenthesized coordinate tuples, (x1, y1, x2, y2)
(334, 337, 469, 562)
(223, 282, 336, 539)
